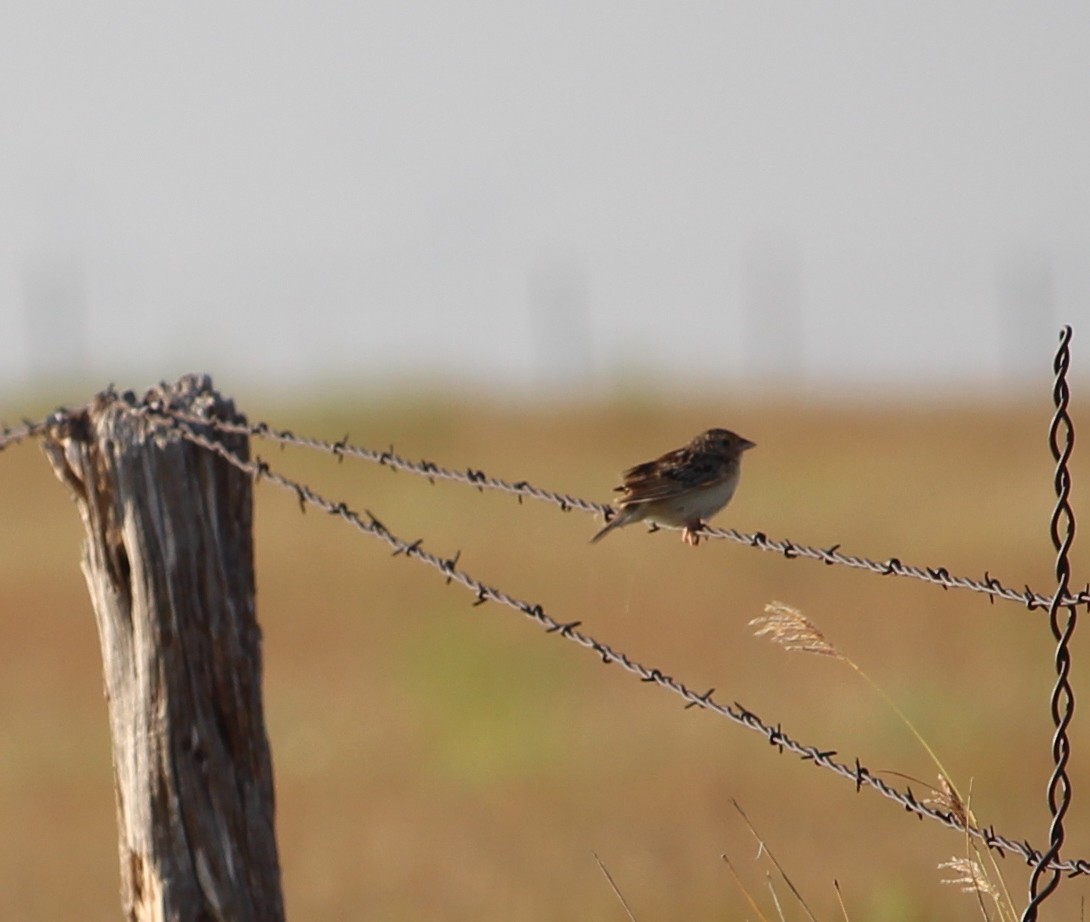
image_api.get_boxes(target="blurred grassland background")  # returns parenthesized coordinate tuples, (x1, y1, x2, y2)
(1, 387, 1089, 920)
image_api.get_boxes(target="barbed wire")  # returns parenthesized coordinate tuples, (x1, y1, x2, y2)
(0, 414, 59, 454)
(150, 407, 1090, 612)
(132, 401, 1090, 878)
(10, 398, 1088, 611)
(15, 397, 1089, 617)
(1023, 326, 1080, 919)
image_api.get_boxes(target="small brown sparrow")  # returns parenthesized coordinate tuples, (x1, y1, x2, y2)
(591, 428, 756, 546)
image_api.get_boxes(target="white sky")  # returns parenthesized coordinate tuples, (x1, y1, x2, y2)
(2, 2, 1088, 397)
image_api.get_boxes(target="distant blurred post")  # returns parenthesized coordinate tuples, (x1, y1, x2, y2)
(23, 246, 88, 386)
(42, 375, 283, 922)
(742, 233, 803, 384)
(528, 248, 593, 391)
(995, 247, 1057, 384)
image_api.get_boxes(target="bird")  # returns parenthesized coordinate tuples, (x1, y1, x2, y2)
(590, 428, 756, 546)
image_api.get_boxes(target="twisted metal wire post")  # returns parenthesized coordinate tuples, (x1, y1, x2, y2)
(1023, 326, 1079, 921)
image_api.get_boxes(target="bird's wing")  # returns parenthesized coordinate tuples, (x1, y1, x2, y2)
(615, 448, 724, 505)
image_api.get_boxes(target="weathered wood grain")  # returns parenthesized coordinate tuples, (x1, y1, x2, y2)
(43, 374, 283, 922)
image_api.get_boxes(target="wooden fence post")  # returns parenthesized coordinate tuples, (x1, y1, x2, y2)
(42, 374, 284, 922)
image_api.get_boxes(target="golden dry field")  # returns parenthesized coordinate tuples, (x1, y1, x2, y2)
(1, 386, 1089, 920)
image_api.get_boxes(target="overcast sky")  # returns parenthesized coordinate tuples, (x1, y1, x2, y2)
(3, 3, 1088, 398)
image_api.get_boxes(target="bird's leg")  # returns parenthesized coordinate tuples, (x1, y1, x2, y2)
(682, 522, 705, 546)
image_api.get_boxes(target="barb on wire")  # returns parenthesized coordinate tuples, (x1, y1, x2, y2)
(137, 402, 1090, 878)
(0, 413, 62, 453)
(147, 406, 1090, 612)
(1023, 326, 1080, 920)
(150, 408, 608, 517)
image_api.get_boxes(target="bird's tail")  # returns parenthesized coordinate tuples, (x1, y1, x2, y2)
(590, 509, 630, 544)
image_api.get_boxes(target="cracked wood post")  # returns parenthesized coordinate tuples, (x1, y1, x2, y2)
(42, 374, 284, 922)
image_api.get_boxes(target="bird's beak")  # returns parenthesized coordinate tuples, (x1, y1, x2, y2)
(741, 438, 757, 451)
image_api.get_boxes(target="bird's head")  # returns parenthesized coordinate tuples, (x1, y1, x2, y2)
(697, 428, 757, 455)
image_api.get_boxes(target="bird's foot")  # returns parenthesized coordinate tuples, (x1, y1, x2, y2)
(682, 523, 705, 546)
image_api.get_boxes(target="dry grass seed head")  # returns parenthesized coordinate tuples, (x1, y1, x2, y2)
(938, 857, 999, 901)
(924, 774, 969, 828)
(750, 602, 842, 659)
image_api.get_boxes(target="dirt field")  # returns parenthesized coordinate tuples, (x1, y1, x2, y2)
(1, 388, 1087, 919)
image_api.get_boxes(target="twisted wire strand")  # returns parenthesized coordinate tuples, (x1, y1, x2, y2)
(135, 403, 1090, 877)
(8, 400, 1089, 614)
(1023, 326, 1080, 919)
(0, 414, 58, 453)
(151, 407, 1090, 612)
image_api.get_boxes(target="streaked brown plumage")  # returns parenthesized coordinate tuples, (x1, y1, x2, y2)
(591, 428, 756, 545)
